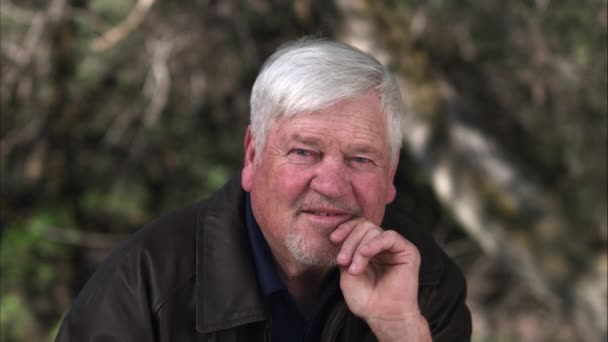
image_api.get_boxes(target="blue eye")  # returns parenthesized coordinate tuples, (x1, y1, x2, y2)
(289, 148, 317, 159)
(288, 149, 317, 163)
(350, 156, 378, 171)
(352, 157, 372, 164)
(294, 149, 312, 156)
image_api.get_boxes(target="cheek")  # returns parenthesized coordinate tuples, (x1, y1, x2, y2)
(270, 164, 314, 201)
(351, 174, 391, 219)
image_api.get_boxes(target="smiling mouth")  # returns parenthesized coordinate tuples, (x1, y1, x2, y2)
(299, 209, 356, 231)
(300, 209, 354, 222)
(306, 211, 345, 217)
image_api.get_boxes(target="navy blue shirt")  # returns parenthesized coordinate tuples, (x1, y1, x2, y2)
(245, 194, 340, 342)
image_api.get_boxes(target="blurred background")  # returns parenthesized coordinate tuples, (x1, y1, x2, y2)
(1, 0, 606, 341)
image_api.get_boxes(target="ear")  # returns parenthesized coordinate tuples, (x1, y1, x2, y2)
(385, 155, 399, 204)
(241, 126, 257, 192)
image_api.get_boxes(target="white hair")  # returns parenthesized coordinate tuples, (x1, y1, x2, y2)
(249, 39, 404, 166)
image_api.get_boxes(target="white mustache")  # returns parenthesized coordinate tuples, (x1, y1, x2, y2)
(293, 195, 362, 216)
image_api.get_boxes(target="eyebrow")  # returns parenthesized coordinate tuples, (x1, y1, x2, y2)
(291, 132, 383, 156)
(291, 133, 323, 147)
(346, 144, 382, 157)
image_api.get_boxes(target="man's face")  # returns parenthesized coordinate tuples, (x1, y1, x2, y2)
(242, 91, 398, 269)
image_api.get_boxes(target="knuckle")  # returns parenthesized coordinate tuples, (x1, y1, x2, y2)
(406, 242, 421, 262)
(362, 220, 382, 233)
(383, 229, 401, 240)
(411, 246, 421, 260)
(341, 238, 355, 251)
(342, 226, 365, 248)
(366, 227, 382, 239)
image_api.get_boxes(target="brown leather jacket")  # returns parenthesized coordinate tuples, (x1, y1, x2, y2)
(55, 175, 472, 341)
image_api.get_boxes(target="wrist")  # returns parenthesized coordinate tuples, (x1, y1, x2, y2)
(366, 313, 431, 342)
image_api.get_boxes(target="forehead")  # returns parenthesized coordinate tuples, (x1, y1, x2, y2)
(271, 92, 388, 145)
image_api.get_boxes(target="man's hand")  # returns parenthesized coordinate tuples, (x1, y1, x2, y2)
(330, 218, 432, 342)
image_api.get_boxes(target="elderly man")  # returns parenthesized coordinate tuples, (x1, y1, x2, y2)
(56, 39, 471, 341)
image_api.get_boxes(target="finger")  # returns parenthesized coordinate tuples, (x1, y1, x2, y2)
(347, 235, 384, 274)
(335, 222, 368, 266)
(346, 228, 383, 274)
(337, 221, 382, 267)
(349, 230, 419, 274)
(360, 230, 407, 257)
(330, 217, 364, 244)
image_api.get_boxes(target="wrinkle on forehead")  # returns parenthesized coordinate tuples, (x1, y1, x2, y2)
(297, 111, 384, 132)
(281, 109, 386, 136)
(285, 121, 387, 153)
(263, 92, 391, 158)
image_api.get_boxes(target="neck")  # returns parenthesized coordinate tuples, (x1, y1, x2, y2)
(275, 259, 333, 317)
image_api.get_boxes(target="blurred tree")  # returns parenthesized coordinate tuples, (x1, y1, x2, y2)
(334, 0, 606, 340)
(1, 0, 606, 341)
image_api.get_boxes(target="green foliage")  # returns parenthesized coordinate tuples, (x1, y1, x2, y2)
(1, 0, 605, 340)
(0, 293, 34, 342)
(1, 211, 65, 287)
(81, 183, 147, 221)
(90, 0, 138, 24)
(1, 209, 72, 342)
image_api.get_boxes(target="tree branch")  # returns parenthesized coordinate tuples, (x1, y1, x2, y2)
(89, 0, 155, 52)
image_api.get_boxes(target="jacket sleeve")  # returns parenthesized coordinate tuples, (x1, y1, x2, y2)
(420, 250, 472, 341)
(55, 245, 157, 342)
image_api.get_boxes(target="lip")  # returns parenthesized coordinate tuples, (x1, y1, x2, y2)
(300, 208, 353, 227)
(303, 207, 350, 215)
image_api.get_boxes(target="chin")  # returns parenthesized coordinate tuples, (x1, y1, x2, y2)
(285, 230, 339, 267)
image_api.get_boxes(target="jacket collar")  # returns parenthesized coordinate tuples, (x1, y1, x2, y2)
(195, 175, 266, 333)
(194, 174, 445, 333)
(381, 201, 444, 286)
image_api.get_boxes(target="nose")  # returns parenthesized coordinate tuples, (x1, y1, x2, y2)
(310, 157, 351, 198)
